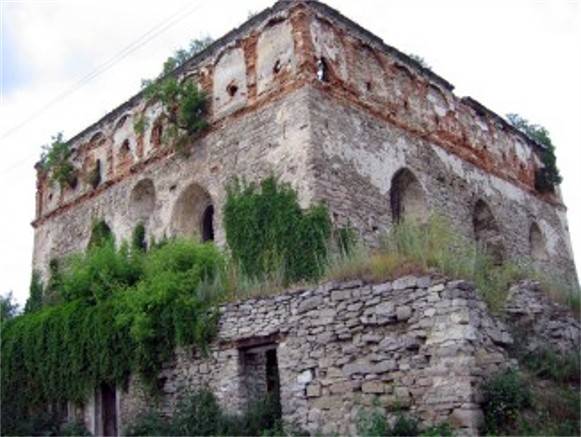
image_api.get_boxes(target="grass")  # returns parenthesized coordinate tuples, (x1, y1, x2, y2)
(323, 215, 579, 314)
(188, 214, 578, 316)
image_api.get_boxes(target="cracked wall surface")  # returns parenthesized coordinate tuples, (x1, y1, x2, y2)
(32, 0, 577, 289)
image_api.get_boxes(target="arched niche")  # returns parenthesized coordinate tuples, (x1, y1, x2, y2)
(473, 199, 505, 264)
(390, 168, 428, 223)
(129, 179, 156, 221)
(529, 222, 547, 262)
(171, 183, 214, 242)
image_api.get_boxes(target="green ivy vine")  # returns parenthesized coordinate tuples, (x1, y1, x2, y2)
(224, 176, 332, 284)
(1, 231, 224, 431)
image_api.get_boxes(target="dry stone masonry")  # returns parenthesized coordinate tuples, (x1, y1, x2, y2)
(505, 280, 581, 356)
(116, 276, 514, 435)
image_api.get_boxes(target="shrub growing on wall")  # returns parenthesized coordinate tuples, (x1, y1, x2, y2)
(224, 177, 331, 284)
(40, 132, 77, 190)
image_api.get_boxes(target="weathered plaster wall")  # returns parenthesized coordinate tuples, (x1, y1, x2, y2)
(32, 0, 578, 286)
(307, 84, 577, 285)
(116, 276, 514, 435)
(32, 86, 315, 280)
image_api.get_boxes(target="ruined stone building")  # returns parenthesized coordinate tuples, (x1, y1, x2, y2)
(29, 0, 579, 434)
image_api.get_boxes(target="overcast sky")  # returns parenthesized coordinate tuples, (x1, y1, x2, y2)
(1, 0, 580, 306)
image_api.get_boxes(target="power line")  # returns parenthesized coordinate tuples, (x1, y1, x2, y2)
(1, 0, 207, 142)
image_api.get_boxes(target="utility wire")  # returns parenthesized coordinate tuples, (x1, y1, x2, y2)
(1, 0, 207, 144)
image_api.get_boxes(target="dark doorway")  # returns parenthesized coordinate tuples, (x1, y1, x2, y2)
(202, 205, 214, 242)
(265, 349, 280, 395)
(100, 382, 117, 437)
(239, 339, 282, 424)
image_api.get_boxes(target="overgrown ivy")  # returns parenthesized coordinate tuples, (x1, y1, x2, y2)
(1, 234, 224, 434)
(223, 177, 332, 284)
(506, 113, 562, 192)
(40, 132, 77, 190)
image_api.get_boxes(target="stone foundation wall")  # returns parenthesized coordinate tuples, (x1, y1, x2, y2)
(118, 276, 514, 435)
(505, 280, 581, 356)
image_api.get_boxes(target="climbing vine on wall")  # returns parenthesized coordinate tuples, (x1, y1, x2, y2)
(224, 177, 332, 284)
(0, 234, 224, 434)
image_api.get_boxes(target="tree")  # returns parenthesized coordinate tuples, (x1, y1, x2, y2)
(506, 113, 562, 192)
(24, 271, 44, 314)
(137, 37, 214, 156)
(40, 132, 77, 190)
(0, 291, 19, 323)
(408, 53, 431, 70)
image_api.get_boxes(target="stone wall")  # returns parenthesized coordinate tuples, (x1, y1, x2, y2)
(505, 280, 581, 356)
(31, 0, 578, 290)
(307, 83, 578, 286)
(118, 276, 514, 435)
(32, 86, 316, 281)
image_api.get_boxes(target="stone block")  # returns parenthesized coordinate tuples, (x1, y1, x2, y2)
(372, 282, 393, 294)
(450, 408, 484, 429)
(297, 369, 314, 385)
(329, 381, 352, 394)
(396, 305, 413, 321)
(362, 381, 384, 393)
(376, 302, 394, 317)
(393, 276, 418, 290)
(306, 383, 322, 398)
(298, 296, 323, 314)
(331, 289, 352, 301)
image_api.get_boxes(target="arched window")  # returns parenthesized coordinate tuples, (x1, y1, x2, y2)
(171, 183, 214, 241)
(473, 199, 504, 264)
(390, 168, 428, 223)
(529, 222, 547, 262)
(129, 179, 156, 220)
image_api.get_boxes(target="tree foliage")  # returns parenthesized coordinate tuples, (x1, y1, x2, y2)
(159, 36, 213, 76)
(24, 271, 44, 314)
(0, 291, 19, 323)
(1, 235, 224, 434)
(224, 177, 332, 284)
(137, 37, 213, 156)
(506, 113, 562, 192)
(40, 132, 77, 189)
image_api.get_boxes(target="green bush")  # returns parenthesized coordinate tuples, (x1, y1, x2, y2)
(1, 238, 224, 431)
(521, 346, 580, 385)
(124, 389, 289, 436)
(357, 405, 448, 436)
(481, 369, 531, 434)
(40, 132, 77, 190)
(124, 410, 173, 436)
(224, 177, 331, 284)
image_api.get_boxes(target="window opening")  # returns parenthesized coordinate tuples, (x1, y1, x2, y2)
(202, 205, 214, 242)
(316, 57, 328, 82)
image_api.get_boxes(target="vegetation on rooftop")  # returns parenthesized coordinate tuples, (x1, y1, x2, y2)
(40, 132, 77, 190)
(506, 113, 562, 192)
(135, 37, 213, 157)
